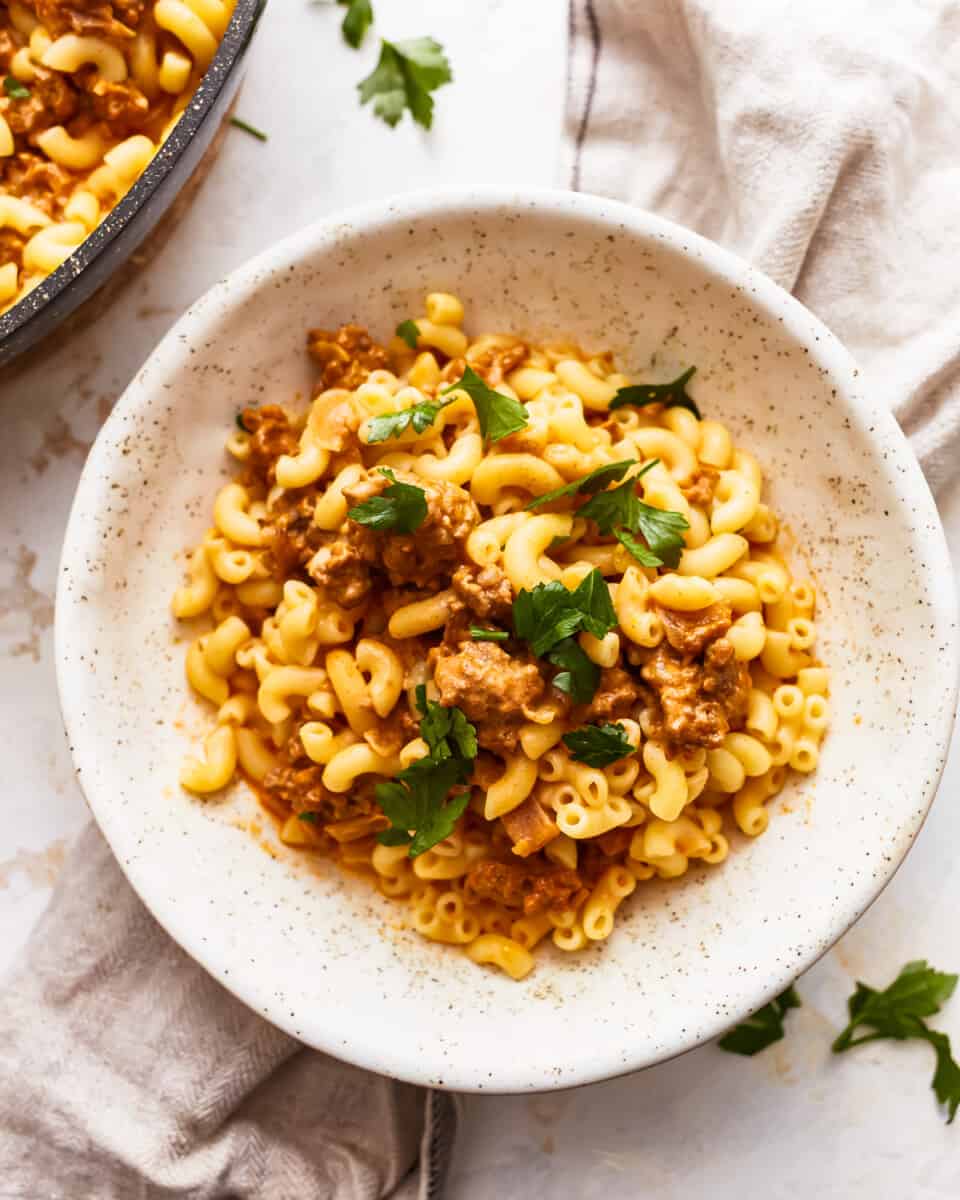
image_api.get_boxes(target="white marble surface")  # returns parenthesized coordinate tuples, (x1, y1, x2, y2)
(3, 2, 960, 1195)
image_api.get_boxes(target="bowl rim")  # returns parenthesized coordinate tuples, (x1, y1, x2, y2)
(55, 186, 960, 1091)
(0, 0, 265, 352)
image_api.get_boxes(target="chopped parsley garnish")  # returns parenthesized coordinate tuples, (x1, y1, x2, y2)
(395, 318, 420, 350)
(513, 569, 617, 657)
(524, 457, 687, 569)
(376, 758, 470, 857)
(545, 638, 598, 704)
(718, 986, 801, 1056)
(358, 37, 452, 129)
(337, 0, 373, 47)
(441, 365, 528, 445)
(235, 410, 250, 431)
(512, 569, 616, 703)
(297, 811, 318, 824)
(563, 722, 634, 767)
(347, 467, 426, 533)
(609, 366, 701, 419)
(414, 684, 477, 769)
(832, 960, 960, 1123)
(525, 458, 639, 511)
(3, 75, 30, 99)
(376, 690, 477, 856)
(470, 627, 509, 642)
(365, 394, 451, 443)
(229, 116, 268, 141)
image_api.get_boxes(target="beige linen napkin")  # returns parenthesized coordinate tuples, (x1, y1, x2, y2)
(0, 824, 457, 1199)
(565, 0, 960, 491)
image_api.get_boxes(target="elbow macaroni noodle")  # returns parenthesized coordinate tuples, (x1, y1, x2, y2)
(0, 0, 236, 312)
(172, 293, 830, 981)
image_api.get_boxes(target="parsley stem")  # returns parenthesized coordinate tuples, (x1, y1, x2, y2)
(230, 116, 268, 142)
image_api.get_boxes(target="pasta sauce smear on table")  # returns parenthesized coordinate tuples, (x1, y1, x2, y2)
(0, 0, 233, 312)
(172, 294, 830, 980)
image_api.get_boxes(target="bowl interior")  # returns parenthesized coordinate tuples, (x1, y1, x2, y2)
(56, 191, 958, 1091)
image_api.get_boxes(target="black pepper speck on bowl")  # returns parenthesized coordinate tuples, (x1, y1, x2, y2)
(0, 0, 265, 368)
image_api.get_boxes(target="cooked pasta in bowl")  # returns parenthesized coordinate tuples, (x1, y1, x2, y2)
(170, 294, 831, 981)
(56, 190, 958, 1090)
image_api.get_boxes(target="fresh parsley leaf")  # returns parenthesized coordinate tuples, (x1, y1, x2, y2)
(3, 75, 30, 99)
(522, 456, 687, 568)
(512, 569, 616, 658)
(832, 961, 960, 1123)
(718, 986, 801, 1056)
(922, 1026, 960, 1124)
(395, 318, 420, 350)
(347, 466, 427, 533)
(229, 116, 268, 141)
(633, 503, 689, 569)
(525, 459, 639, 510)
(441, 365, 528, 444)
(375, 757, 470, 857)
(414, 684, 477, 774)
(610, 366, 701, 419)
(562, 722, 634, 767)
(613, 528, 661, 568)
(358, 37, 452, 130)
(546, 638, 599, 704)
(832, 960, 959, 1051)
(297, 811, 318, 824)
(235, 410, 250, 431)
(337, 0, 373, 47)
(470, 627, 508, 642)
(365, 394, 451, 443)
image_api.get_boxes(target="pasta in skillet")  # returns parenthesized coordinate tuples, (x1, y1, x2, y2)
(0, 0, 234, 311)
(171, 293, 829, 980)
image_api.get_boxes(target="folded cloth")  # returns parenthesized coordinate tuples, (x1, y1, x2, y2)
(0, 824, 458, 1199)
(565, 0, 960, 492)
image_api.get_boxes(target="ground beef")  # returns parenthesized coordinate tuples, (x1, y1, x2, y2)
(86, 77, 150, 133)
(655, 601, 732, 657)
(573, 665, 642, 724)
(262, 761, 368, 824)
(433, 640, 544, 755)
(307, 324, 389, 393)
(304, 525, 379, 607)
(342, 471, 478, 589)
(240, 404, 300, 484)
(465, 859, 582, 916)
(640, 637, 749, 750)
(500, 795, 559, 857)
(682, 466, 719, 508)
(30, 0, 145, 38)
(465, 339, 527, 387)
(451, 562, 513, 621)
(3, 70, 79, 138)
(364, 704, 419, 758)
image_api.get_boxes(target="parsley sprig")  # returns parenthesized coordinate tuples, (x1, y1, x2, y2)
(3, 75, 30, 99)
(470, 627, 508, 642)
(359, 37, 452, 129)
(562, 722, 634, 767)
(512, 569, 617, 703)
(718, 986, 801, 1056)
(832, 960, 960, 1123)
(441, 365, 529, 445)
(337, 0, 373, 47)
(527, 458, 688, 568)
(347, 467, 426, 533)
(376, 687, 477, 856)
(365, 395, 452, 444)
(720, 961, 960, 1124)
(395, 319, 420, 350)
(610, 366, 701, 419)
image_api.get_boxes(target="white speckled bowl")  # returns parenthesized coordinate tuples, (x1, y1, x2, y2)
(56, 190, 958, 1092)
